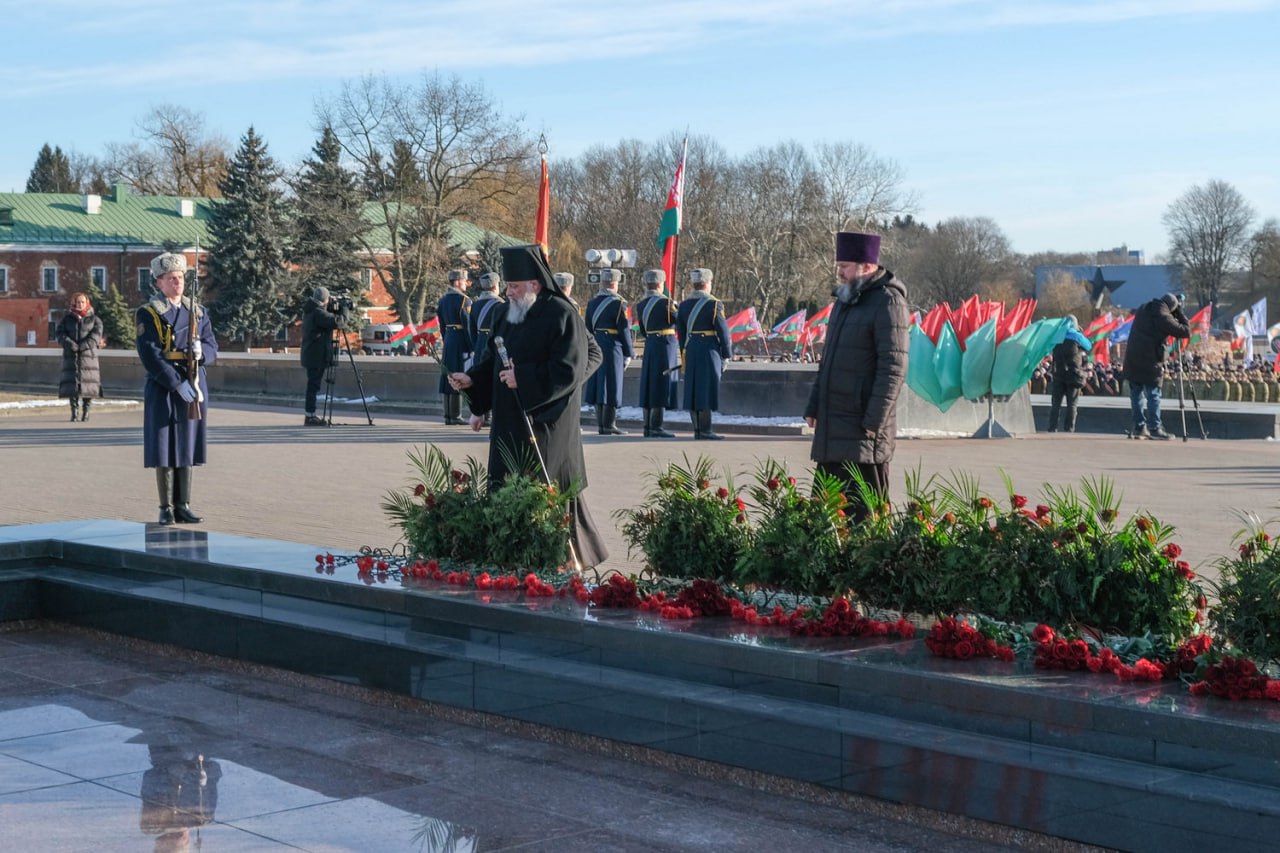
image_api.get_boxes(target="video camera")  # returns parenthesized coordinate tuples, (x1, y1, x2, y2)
(330, 295, 354, 314)
(585, 248, 637, 287)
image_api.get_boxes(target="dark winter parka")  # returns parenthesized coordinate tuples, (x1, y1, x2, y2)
(1121, 298, 1190, 387)
(1051, 339, 1090, 388)
(56, 310, 104, 399)
(300, 296, 347, 370)
(805, 269, 910, 465)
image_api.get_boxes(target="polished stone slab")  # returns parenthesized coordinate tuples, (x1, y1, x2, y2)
(4, 520, 1280, 852)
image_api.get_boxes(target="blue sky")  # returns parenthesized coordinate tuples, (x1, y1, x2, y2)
(2, 0, 1277, 256)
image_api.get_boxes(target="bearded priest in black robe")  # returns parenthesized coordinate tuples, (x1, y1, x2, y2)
(449, 245, 608, 568)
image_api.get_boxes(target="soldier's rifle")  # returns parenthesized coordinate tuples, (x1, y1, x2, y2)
(185, 240, 203, 421)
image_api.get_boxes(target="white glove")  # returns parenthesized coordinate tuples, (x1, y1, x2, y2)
(175, 381, 198, 403)
(624, 357, 633, 368)
(191, 339, 203, 361)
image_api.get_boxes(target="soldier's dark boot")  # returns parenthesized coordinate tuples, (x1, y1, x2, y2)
(642, 408, 653, 438)
(80, 399, 91, 422)
(443, 395, 462, 425)
(696, 410, 723, 440)
(173, 467, 203, 524)
(649, 408, 675, 438)
(595, 406, 606, 435)
(691, 410, 701, 438)
(601, 405, 627, 436)
(69, 397, 80, 422)
(156, 468, 175, 525)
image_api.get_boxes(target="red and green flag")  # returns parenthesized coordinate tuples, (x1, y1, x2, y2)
(1179, 305, 1212, 350)
(656, 137, 687, 296)
(802, 303, 833, 344)
(726, 307, 761, 343)
(770, 309, 807, 341)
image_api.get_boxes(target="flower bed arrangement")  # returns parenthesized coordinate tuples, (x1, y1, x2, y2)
(366, 445, 1280, 704)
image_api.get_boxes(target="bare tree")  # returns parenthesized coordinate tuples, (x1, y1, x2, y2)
(911, 217, 1013, 307)
(1034, 270, 1093, 321)
(318, 73, 535, 324)
(103, 105, 229, 196)
(1162, 179, 1255, 315)
(1245, 218, 1280, 294)
(814, 141, 918, 233)
(721, 142, 826, 318)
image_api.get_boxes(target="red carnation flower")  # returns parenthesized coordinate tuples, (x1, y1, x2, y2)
(716, 487, 729, 499)
(1035, 505, 1051, 519)
(766, 477, 780, 491)
(1162, 542, 1183, 560)
(1030, 624, 1055, 644)
(1011, 494, 1027, 509)
(414, 484, 426, 496)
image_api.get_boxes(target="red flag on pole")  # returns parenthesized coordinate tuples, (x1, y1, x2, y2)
(534, 152, 550, 262)
(656, 137, 688, 297)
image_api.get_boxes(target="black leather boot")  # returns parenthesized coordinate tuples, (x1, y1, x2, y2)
(70, 398, 80, 422)
(156, 468, 175, 525)
(173, 467, 203, 524)
(696, 410, 723, 440)
(80, 399, 91, 422)
(649, 408, 675, 438)
(642, 408, 652, 437)
(601, 405, 626, 436)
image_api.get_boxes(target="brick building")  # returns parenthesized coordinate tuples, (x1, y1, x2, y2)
(0, 185, 517, 349)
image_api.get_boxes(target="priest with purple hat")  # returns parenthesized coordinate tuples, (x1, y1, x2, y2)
(448, 245, 608, 568)
(803, 231, 909, 521)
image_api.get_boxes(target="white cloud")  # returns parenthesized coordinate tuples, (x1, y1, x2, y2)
(4, 0, 1275, 97)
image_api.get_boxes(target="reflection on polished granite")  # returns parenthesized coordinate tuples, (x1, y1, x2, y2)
(0, 629, 1027, 853)
(3, 520, 1279, 852)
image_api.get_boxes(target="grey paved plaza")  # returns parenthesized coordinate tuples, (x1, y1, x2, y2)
(3, 399, 1272, 851)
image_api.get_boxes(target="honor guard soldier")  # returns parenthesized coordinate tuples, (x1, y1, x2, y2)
(635, 269, 679, 437)
(468, 272, 505, 365)
(677, 267, 733, 440)
(584, 269, 634, 435)
(436, 269, 473, 424)
(554, 272, 578, 310)
(135, 252, 218, 525)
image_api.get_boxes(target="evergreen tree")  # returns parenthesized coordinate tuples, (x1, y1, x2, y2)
(289, 126, 369, 313)
(25, 144, 75, 193)
(207, 127, 290, 347)
(97, 284, 136, 350)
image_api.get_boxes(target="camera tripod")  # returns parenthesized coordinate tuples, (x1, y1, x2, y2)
(320, 327, 374, 426)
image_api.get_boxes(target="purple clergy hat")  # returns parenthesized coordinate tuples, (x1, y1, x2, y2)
(835, 231, 881, 265)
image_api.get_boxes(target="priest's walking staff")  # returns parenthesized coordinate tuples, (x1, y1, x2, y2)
(493, 335, 582, 572)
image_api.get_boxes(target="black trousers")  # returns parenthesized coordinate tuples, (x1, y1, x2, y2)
(304, 365, 326, 415)
(1048, 380, 1082, 431)
(817, 460, 890, 524)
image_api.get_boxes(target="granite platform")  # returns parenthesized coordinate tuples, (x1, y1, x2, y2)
(2, 521, 1277, 852)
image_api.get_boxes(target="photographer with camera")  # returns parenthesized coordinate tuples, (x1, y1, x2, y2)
(1121, 293, 1190, 440)
(300, 286, 351, 426)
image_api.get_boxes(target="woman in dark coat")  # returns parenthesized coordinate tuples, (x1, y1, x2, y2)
(56, 291, 105, 422)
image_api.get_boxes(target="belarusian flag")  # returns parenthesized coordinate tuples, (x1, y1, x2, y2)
(803, 303, 833, 344)
(726, 307, 760, 343)
(656, 137, 687, 296)
(387, 322, 417, 344)
(412, 317, 440, 355)
(770, 309, 807, 341)
(1185, 304, 1212, 347)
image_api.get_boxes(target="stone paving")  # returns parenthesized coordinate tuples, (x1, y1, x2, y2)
(2, 398, 1276, 579)
(5, 399, 1268, 851)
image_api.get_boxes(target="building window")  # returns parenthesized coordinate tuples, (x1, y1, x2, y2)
(361, 268, 374, 291)
(0, 267, 9, 293)
(90, 266, 107, 292)
(138, 268, 152, 292)
(41, 267, 58, 293)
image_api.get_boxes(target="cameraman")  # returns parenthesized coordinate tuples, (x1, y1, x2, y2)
(1121, 293, 1190, 439)
(300, 286, 350, 426)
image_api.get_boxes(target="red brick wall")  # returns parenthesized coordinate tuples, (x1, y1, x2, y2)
(0, 298, 52, 346)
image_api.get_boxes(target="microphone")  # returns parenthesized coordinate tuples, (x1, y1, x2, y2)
(494, 336, 513, 369)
